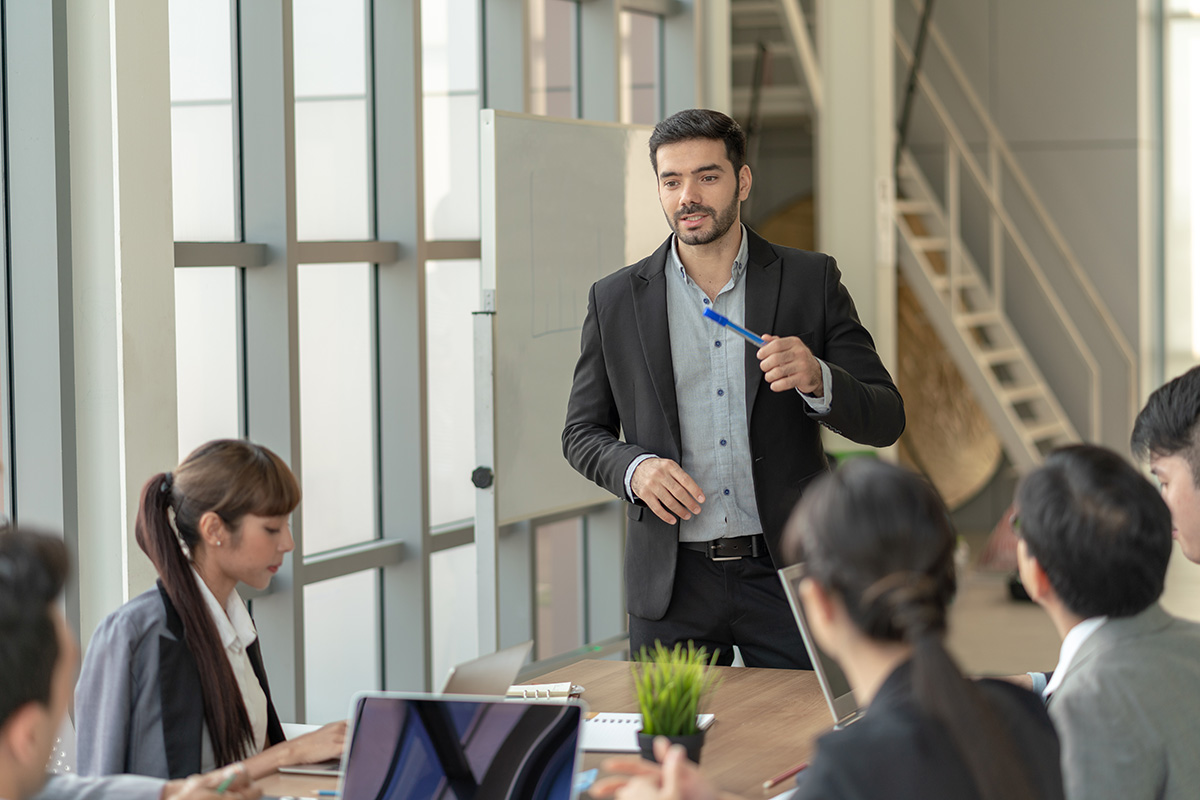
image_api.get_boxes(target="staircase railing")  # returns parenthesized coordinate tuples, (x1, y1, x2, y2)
(895, 3, 1137, 440)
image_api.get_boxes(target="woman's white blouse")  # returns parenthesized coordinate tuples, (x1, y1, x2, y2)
(192, 568, 269, 771)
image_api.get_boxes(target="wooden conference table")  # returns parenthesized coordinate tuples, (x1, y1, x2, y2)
(258, 659, 832, 799)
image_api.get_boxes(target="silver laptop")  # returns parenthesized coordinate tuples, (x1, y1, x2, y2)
(336, 691, 587, 799)
(778, 563, 863, 728)
(441, 640, 534, 695)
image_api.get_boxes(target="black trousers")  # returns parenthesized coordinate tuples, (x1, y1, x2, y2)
(628, 546, 813, 669)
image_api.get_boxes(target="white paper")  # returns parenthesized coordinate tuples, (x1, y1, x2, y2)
(580, 713, 715, 752)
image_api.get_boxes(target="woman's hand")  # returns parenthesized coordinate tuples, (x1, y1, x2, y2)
(285, 720, 348, 765)
(161, 762, 261, 800)
(590, 738, 727, 800)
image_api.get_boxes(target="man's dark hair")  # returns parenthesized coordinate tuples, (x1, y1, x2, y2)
(1016, 445, 1171, 619)
(1131, 365, 1200, 485)
(0, 528, 69, 727)
(648, 109, 747, 175)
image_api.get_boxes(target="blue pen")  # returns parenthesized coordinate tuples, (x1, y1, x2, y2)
(702, 307, 766, 347)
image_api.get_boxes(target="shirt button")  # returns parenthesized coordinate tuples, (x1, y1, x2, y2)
(703, 298, 710, 305)
(719, 439, 727, 446)
(717, 389, 724, 397)
(723, 488, 730, 496)
(715, 341, 722, 348)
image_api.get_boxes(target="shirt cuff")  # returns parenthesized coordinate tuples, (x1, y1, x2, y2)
(1028, 671, 1049, 695)
(796, 358, 833, 414)
(624, 454, 658, 502)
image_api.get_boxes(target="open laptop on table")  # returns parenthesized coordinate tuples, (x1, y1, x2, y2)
(778, 563, 863, 729)
(334, 692, 586, 799)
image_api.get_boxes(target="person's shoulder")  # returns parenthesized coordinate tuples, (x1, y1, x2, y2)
(90, 586, 168, 649)
(749, 230, 829, 269)
(976, 678, 1056, 730)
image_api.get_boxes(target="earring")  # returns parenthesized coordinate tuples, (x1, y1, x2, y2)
(216, 539, 223, 547)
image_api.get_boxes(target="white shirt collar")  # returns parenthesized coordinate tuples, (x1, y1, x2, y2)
(1044, 615, 1107, 698)
(191, 567, 258, 652)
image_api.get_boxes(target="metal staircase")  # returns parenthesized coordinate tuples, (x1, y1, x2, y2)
(729, 0, 1137, 472)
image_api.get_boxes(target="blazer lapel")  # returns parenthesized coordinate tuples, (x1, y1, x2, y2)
(743, 229, 783, 421)
(156, 582, 206, 779)
(248, 639, 286, 746)
(632, 237, 682, 455)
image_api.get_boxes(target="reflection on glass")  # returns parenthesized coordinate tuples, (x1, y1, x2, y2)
(431, 543, 479, 687)
(536, 519, 583, 660)
(529, 0, 577, 118)
(299, 263, 376, 554)
(619, 10, 660, 126)
(293, 0, 371, 240)
(168, 0, 237, 240)
(422, 0, 481, 240)
(426, 259, 480, 527)
(304, 570, 380, 723)
(175, 267, 240, 460)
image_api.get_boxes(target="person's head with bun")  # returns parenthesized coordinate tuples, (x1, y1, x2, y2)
(782, 458, 1037, 800)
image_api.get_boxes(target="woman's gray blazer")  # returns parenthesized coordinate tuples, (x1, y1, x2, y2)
(74, 582, 285, 780)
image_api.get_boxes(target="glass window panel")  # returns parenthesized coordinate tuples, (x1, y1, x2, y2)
(292, 0, 367, 97)
(168, 0, 236, 241)
(431, 543, 478, 687)
(304, 570, 380, 723)
(294, 99, 371, 240)
(529, 0, 577, 118)
(171, 105, 237, 241)
(426, 259, 479, 527)
(619, 11, 660, 126)
(536, 519, 584, 660)
(299, 263, 376, 554)
(175, 268, 240, 461)
(422, 0, 481, 241)
(1165, 18, 1200, 379)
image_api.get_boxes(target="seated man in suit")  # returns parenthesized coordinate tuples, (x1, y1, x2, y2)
(0, 527, 257, 800)
(1014, 445, 1200, 800)
(1131, 364, 1200, 563)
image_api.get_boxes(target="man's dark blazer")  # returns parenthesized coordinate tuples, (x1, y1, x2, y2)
(562, 229, 905, 620)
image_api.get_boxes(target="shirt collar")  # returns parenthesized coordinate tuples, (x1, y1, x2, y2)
(1044, 615, 1107, 698)
(668, 224, 749, 287)
(191, 567, 258, 652)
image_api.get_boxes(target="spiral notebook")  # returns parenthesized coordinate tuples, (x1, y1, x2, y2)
(580, 712, 716, 752)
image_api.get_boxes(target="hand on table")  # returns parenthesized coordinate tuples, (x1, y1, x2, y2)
(757, 335, 822, 395)
(161, 762, 260, 800)
(590, 738, 726, 800)
(631, 459, 705, 525)
(285, 720, 347, 766)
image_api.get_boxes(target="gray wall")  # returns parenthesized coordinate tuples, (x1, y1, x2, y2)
(898, 0, 1143, 453)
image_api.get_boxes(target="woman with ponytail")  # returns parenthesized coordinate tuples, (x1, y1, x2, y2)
(75, 439, 345, 780)
(594, 459, 1064, 800)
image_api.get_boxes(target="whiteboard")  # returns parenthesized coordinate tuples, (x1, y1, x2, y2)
(479, 110, 669, 525)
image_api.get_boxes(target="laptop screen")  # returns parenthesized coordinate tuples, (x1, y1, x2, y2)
(778, 564, 859, 726)
(340, 695, 583, 800)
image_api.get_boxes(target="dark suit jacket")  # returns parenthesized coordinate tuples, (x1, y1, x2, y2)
(76, 582, 285, 780)
(562, 230, 905, 619)
(795, 661, 1064, 800)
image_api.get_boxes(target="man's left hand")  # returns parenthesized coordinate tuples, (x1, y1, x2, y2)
(757, 334, 822, 395)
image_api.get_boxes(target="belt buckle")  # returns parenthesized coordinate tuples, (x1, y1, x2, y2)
(708, 540, 742, 561)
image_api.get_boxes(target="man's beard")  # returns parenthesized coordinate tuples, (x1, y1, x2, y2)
(669, 183, 740, 246)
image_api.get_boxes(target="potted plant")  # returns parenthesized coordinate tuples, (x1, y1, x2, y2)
(631, 641, 722, 764)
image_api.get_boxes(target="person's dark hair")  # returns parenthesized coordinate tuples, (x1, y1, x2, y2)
(648, 109, 747, 175)
(1131, 365, 1200, 486)
(137, 439, 301, 768)
(1015, 444, 1171, 619)
(0, 528, 69, 728)
(783, 459, 1035, 800)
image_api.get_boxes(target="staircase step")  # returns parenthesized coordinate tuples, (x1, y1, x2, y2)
(1003, 384, 1045, 405)
(895, 199, 934, 215)
(930, 272, 981, 291)
(954, 310, 1001, 329)
(981, 347, 1023, 366)
(910, 236, 949, 252)
(1023, 421, 1067, 443)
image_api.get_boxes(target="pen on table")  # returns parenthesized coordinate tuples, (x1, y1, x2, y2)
(762, 762, 808, 791)
(701, 308, 766, 347)
(317, 791, 340, 797)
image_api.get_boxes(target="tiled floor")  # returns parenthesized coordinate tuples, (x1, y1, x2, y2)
(946, 542, 1200, 676)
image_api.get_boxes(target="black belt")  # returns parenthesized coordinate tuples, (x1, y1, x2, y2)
(679, 534, 767, 561)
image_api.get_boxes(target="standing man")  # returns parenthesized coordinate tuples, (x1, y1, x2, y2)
(562, 109, 905, 668)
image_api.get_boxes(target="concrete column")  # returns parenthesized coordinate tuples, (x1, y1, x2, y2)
(67, 0, 178, 644)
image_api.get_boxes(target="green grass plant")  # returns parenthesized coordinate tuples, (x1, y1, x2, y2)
(631, 641, 721, 736)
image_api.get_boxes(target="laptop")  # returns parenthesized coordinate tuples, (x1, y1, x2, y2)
(336, 692, 586, 799)
(778, 563, 863, 729)
(441, 640, 534, 696)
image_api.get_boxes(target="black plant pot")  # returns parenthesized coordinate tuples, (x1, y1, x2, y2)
(637, 728, 706, 764)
